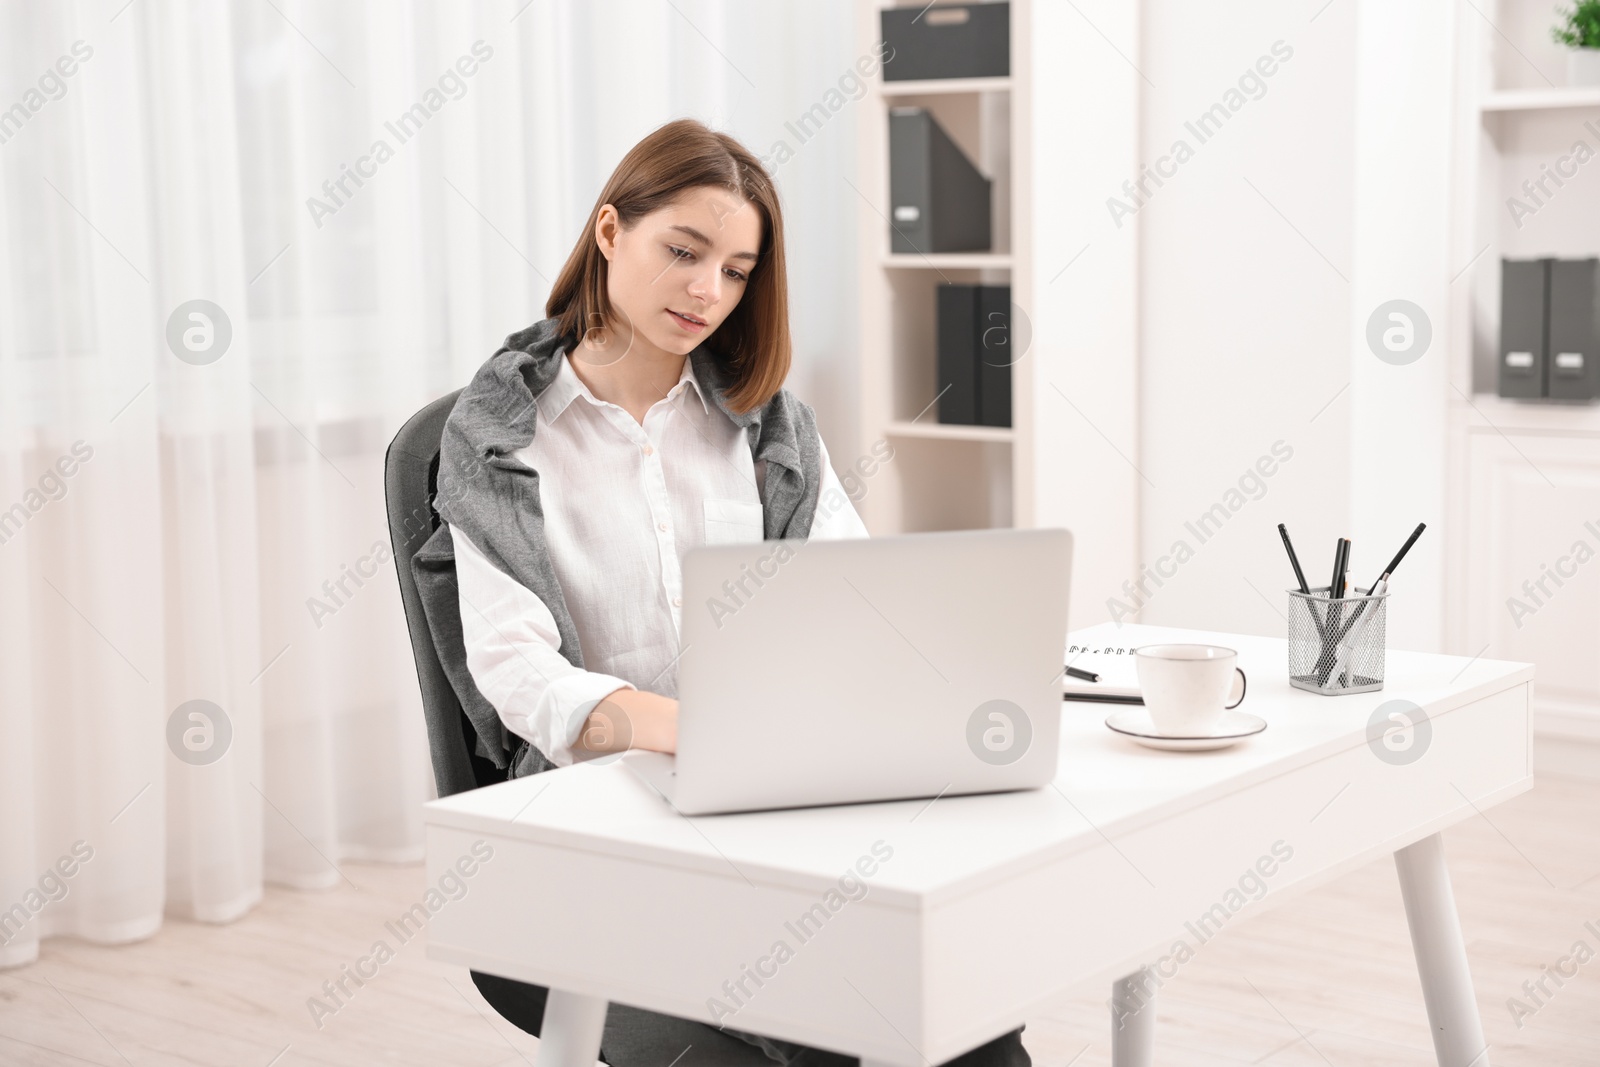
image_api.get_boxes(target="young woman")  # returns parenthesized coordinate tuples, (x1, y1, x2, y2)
(438, 118, 1028, 1067)
(448, 117, 868, 768)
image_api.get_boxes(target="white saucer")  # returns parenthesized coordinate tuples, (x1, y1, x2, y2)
(1104, 707, 1267, 751)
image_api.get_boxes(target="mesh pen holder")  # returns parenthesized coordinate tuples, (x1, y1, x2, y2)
(1288, 586, 1387, 695)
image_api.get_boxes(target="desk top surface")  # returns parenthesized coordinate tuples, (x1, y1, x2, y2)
(424, 622, 1532, 905)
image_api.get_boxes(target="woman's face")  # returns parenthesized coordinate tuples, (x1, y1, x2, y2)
(592, 186, 762, 361)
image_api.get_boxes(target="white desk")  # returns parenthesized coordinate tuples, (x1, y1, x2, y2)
(424, 622, 1532, 1067)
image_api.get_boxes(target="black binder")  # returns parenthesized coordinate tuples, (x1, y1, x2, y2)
(1499, 258, 1547, 399)
(1548, 258, 1599, 401)
(888, 107, 992, 255)
(937, 283, 1011, 427)
(937, 284, 979, 424)
(976, 285, 1012, 427)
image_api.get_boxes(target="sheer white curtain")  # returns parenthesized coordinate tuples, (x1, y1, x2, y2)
(0, 0, 857, 968)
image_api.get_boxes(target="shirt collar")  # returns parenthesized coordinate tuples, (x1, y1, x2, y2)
(540, 347, 711, 423)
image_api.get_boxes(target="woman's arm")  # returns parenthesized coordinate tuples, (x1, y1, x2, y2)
(571, 687, 678, 756)
(454, 525, 674, 764)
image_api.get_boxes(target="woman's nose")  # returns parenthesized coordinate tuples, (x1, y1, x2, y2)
(686, 268, 720, 306)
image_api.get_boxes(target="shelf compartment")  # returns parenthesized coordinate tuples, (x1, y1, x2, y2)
(883, 435, 1013, 531)
(883, 267, 1017, 426)
(878, 86, 1011, 258)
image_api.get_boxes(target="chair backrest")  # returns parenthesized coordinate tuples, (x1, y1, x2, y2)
(384, 388, 502, 797)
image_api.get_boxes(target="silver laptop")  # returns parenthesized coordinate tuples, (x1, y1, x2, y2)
(623, 527, 1072, 815)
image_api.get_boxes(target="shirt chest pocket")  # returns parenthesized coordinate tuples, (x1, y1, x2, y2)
(702, 498, 766, 545)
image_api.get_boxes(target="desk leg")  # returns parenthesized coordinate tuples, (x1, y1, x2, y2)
(537, 989, 608, 1067)
(1394, 833, 1491, 1067)
(1110, 967, 1156, 1067)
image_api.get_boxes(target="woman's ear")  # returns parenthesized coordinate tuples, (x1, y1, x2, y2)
(592, 204, 618, 263)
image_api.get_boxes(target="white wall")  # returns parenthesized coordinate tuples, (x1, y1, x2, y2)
(1132, 0, 1357, 637)
(538, 0, 863, 470)
(720, 0, 865, 464)
(1029, 0, 1142, 633)
(1347, 0, 1457, 655)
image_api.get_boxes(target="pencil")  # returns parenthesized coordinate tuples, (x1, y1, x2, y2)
(1278, 523, 1310, 594)
(1369, 522, 1426, 590)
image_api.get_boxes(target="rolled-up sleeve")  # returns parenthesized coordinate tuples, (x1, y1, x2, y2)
(452, 525, 635, 767)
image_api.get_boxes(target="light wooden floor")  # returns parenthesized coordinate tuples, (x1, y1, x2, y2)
(4, 773, 1598, 1066)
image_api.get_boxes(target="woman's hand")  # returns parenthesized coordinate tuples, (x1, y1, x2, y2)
(573, 687, 678, 757)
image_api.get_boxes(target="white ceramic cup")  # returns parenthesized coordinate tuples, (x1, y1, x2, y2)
(1134, 644, 1248, 737)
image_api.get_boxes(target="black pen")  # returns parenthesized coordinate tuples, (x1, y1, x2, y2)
(1316, 538, 1350, 686)
(1329, 537, 1349, 599)
(1282, 522, 1330, 646)
(1278, 523, 1310, 594)
(1065, 666, 1100, 683)
(1368, 522, 1426, 590)
(1325, 523, 1429, 654)
(1316, 538, 1349, 685)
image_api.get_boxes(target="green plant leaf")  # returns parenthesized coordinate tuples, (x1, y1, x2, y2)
(1551, 0, 1600, 47)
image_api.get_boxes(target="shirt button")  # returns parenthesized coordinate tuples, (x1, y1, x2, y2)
(642, 443, 654, 456)
(658, 521, 668, 532)
(673, 597, 683, 607)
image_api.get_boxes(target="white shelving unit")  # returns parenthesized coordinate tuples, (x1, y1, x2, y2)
(1447, 0, 1600, 765)
(1458, 12, 1600, 396)
(854, 0, 1032, 535)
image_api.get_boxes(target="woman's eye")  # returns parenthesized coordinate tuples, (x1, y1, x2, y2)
(670, 245, 743, 281)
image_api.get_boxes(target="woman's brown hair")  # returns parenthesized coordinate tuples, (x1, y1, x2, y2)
(546, 118, 790, 415)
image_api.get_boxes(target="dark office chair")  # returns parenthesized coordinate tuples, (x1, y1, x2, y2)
(382, 388, 558, 1041)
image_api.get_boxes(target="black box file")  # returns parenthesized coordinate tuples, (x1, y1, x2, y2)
(937, 283, 1011, 427)
(976, 284, 1012, 427)
(880, 2, 1009, 82)
(937, 284, 979, 424)
(1499, 258, 1547, 399)
(1500, 257, 1600, 401)
(1548, 258, 1600, 401)
(889, 107, 992, 255)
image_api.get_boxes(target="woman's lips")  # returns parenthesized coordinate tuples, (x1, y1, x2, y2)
(668, 309, 706, 333)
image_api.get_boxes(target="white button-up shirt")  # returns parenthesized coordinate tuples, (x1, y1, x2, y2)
(453, 348, 870, 766)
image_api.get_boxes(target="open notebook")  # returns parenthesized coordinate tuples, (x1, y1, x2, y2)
(1061, 642, 1143, 704)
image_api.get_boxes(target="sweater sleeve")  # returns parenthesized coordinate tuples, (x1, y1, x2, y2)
(452, 525, 636, 767)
